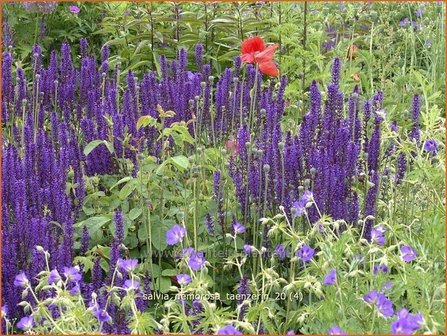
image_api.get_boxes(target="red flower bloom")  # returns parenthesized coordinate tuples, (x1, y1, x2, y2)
(241, 36, 279, 77)
(225, 138, 239, 157)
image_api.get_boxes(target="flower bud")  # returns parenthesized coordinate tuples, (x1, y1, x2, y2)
(35, 245, 45, 252)
(304, 178, 311, 189)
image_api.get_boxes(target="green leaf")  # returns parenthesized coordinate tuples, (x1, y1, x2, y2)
(137, 115, 157, 130)
(84, 140, 114, 156)
(119, 179, 137, 199)
(110, 176, 132, 190)
(156, 276, 172, 293)
(83, 140, 105, 156)
(151, 222, 169, 252)
(129, 207, 143, 220)
(104, 140, 115, 154)
(138, 225, 148, 241)
(73, 256, 94, 273)
(155, 159, 170, 175)
(170, 155, 190, 171)
(130, 312, 159, 334)
(77, 216, 111, 236)
(161, 269, 177, 276)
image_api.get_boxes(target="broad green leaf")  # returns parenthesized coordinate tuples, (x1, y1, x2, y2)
(170, 155, 190, 171)
(110, 176, 132, 190)
(84, 140, 114, 156)
(137, 115, 157, 130)
(161, 269, 177, 276)
(119, 179, 137, 199)
(151, 223, 169, 252)
(138, 225, 148, 241)
(77, 216, 111, 236)
(84, 140, 105, 156)
(129, 207, 143, 220)
(103, 140, 115, 154)
(155, 276, 172, 293)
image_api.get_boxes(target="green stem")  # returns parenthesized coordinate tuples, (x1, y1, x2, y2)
(249, 64, 259, 135)
(193, 178, 198, 249)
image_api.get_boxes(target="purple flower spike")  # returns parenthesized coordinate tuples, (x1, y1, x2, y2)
(118, 258, 139, 273)
(48, 269, 61, 284)
(188, 250, 206, 271)
(124, 279, 140, 291)
(17, 316, 35, 331)
(327, 325, 347, 334)
(233, 222, 246, 235)
(323, 268, 336, 286)
(400, 245, 417, 263)
(69, 5, 80, 14)
(423, 139, 438, 154)
(14, 272, 29, 288)
(217, 325, 242, 335)
(296, 245, 315, 263)
(63, 266, 82, 283)
(176, 274, 192, 286)
(166, 224, 186, 245)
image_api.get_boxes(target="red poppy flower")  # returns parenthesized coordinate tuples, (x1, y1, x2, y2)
(225, 138, 239, 157)
(241, 36, 279, 77)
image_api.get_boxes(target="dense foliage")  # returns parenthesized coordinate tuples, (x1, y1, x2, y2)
(2, 1, 445, 335)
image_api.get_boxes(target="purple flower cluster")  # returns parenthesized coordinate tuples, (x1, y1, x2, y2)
(370, 225, 386, 246)
(363, 290, 394, 317)
(1, 37, 427, 331)
(423, 139, 438, 154)
(180, 247, 206, 271)
(228, 59, 386, 241)
(323, 268, 336, 286)
(237, 276, 250, 319)
(296, 244, 315, 263)
(400, 245, 417, 263)
(391, 308, 424, 334)
(166, 224, 186, 245)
